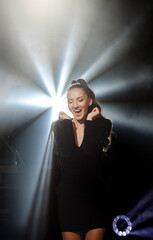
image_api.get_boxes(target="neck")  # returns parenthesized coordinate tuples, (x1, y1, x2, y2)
(73, 118, 85, 127)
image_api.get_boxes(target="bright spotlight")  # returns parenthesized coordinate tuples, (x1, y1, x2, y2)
(51, 95, 72, 122)
(112, 215, 132, 237)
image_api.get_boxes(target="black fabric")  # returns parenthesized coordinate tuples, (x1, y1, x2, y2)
(51, 116, 112, 233)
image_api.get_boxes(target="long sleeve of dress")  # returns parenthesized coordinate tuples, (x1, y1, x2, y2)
(84, 116, 112, 155)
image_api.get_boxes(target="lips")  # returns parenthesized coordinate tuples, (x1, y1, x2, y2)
(74, 109, 81, 113)
(73, 109, 82, 116)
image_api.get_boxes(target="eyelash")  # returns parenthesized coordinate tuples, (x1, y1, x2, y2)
(68, 99, 83, 104)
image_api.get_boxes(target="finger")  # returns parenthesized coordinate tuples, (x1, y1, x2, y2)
(92, 107, 97, 112)
(59, 111, 62, 116)
(93, 107, 99, 112)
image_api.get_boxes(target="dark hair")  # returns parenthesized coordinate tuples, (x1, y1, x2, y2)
(68, 79, 101, 113)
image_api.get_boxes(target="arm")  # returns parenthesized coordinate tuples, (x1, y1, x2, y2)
(88, 108, 112, 151)
(102, 119, 112, 152)
(84, 114, 112, 154)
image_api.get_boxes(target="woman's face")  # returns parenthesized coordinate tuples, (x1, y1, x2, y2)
(67, 88, 92, 122)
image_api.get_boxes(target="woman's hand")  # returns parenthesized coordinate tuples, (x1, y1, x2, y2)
(86, 107, 101, 121)
(59, 111, 72, 121)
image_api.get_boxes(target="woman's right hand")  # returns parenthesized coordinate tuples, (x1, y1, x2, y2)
(59, 111, 72, 121)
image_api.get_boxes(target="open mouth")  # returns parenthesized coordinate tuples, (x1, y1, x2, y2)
(73, 109, 82, 115)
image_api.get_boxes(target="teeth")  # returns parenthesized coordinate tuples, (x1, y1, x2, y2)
(74, 110, 81, 113)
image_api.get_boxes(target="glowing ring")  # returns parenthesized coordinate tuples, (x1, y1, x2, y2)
(112, 215, 132, 236)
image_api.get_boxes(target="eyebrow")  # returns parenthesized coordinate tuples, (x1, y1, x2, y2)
(68, 96, 84, 100)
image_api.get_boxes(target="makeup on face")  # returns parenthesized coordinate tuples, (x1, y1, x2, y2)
(67, 88, 91, 122)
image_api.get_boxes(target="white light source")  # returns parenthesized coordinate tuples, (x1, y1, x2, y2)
(51, 94, 72, 122)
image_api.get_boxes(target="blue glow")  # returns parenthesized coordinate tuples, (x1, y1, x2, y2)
(127, 188, 153, 228)
(131, 227, 153, 239)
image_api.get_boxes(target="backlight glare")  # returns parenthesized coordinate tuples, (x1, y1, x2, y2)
(51, 95, 72, 122)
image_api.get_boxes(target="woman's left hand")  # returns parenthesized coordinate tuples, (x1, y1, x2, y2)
(86, 107, 101, 121)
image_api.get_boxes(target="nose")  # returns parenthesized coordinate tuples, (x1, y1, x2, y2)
(73, 101, 79, 108)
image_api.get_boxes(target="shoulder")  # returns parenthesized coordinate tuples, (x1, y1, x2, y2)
(51, 119, 72, 133)
(51, 119, 73, 143)
(84, 115, 112, 141)
(51, 119, 75, 155)
(93, 115, 112, 131)
(93, 116, 112, 152)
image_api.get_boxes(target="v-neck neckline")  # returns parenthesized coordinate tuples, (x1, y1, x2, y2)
(71, 120, 85, 148)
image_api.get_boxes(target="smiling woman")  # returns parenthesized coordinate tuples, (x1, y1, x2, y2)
(67, 87, 92, 123)
(51, 79, 112, 240)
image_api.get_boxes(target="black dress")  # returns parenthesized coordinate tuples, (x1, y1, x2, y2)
(51, 116, 112, 233)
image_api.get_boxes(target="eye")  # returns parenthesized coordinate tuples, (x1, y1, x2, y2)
(78, 99, 83, 102)
(68, 100, 73, 104)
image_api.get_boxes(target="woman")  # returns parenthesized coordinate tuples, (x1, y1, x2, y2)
(51, 79, 112, 240)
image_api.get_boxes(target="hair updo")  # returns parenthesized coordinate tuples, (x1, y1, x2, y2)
(68, 79, 101, 113)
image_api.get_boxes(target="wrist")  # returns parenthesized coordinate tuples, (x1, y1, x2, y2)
(86, 116, 93, 121)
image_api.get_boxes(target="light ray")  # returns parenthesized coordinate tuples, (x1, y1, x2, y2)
(0, 0, 56, 98)
(90, 67, 153, 99)
(130, 227, 153, 239)
(57, 1, 97, 97)
(0, 65, 52, 134)
(127, 188, 153, 228)
(81, 11, 146, 82)
(101, 103, 153, 134)
(31, 53, 56, 98)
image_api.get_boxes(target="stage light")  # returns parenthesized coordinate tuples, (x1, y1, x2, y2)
(51, 94, 72, 122)
(112, 188, 153, 239)
(112, 215, 132, 237)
